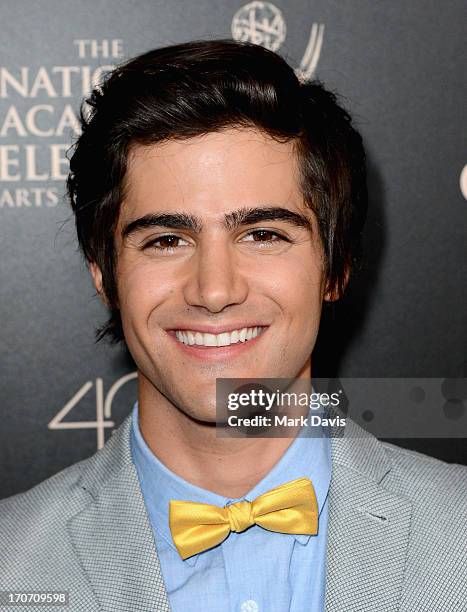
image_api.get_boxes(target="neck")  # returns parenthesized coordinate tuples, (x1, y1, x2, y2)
(137, 373, 309, 499)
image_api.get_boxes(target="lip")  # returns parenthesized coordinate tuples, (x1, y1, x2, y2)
(166, 325, 269, 361)
(166, 323, 268, 334)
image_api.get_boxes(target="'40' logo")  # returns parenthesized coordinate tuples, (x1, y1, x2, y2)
(48, 372, 137, 450)
(232, 1, 324, 80)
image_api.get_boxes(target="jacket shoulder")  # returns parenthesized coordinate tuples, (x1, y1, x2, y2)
(0, 455, 104, 603)
(0, 414, 133, 533)
(0, 414, 134, 596)
(1, 453, 93, 507)
(379, 440, 467, 508)
(0, 455, 94, 545)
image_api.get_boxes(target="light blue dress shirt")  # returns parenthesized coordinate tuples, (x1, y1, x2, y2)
(130, 402, 331, 612)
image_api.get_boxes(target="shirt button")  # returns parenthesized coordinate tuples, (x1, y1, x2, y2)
(240, 601, 259, 612)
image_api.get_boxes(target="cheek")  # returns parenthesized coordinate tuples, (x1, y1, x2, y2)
(254, 246, 325, 309)
(116, 263, 175, 326)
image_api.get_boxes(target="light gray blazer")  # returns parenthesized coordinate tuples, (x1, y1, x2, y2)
(1, 413, 466, 612)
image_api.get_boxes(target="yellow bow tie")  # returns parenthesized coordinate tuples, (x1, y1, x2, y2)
(169, 477, 318, 560)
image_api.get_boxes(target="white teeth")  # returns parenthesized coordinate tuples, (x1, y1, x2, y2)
(174, 326, 264, 347)
(204, 333, 217, 346)
(217, 332, 230, 347)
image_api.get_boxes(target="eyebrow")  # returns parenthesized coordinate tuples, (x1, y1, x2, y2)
(121, 206, 313, 240)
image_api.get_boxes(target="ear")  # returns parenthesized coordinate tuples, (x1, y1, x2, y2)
(323, 266, 350, 303)
(89, 261, 108, 307)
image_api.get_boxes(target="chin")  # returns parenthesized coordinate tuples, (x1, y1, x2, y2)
(182, 406, 218, 425)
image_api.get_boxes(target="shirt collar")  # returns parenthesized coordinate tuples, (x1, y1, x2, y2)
(130, 401, 331, 565)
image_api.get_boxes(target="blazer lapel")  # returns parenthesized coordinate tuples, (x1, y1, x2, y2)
(67, 416, 171, 612)
(324, 418, 413, 612)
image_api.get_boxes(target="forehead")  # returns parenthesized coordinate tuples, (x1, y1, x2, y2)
(119, 127, 304, 223)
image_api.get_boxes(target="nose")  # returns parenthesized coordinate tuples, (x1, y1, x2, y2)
(183, 238, 249, 313)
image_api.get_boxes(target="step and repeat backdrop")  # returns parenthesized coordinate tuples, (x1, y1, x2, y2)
(1, 0, 466, 499)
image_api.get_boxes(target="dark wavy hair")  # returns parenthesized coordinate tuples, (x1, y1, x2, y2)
(67, 39, 367, 344)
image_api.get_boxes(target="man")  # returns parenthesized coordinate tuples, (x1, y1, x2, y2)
(0, 40, 465, 612)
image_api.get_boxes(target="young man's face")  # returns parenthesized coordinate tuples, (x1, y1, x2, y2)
(92, 127, 329, 422)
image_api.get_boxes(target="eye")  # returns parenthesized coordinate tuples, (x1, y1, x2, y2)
(240, 229, 290, 245)
(144, 234, 190, 252)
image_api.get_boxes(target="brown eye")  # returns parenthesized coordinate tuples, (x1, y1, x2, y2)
(251, 230, 278, 241)
(144, 234, 190, 251)
(241, 229, 288, 244)
(156, 235, 180, 249)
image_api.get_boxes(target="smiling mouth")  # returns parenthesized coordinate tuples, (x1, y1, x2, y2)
(173, 326, 267, 347)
